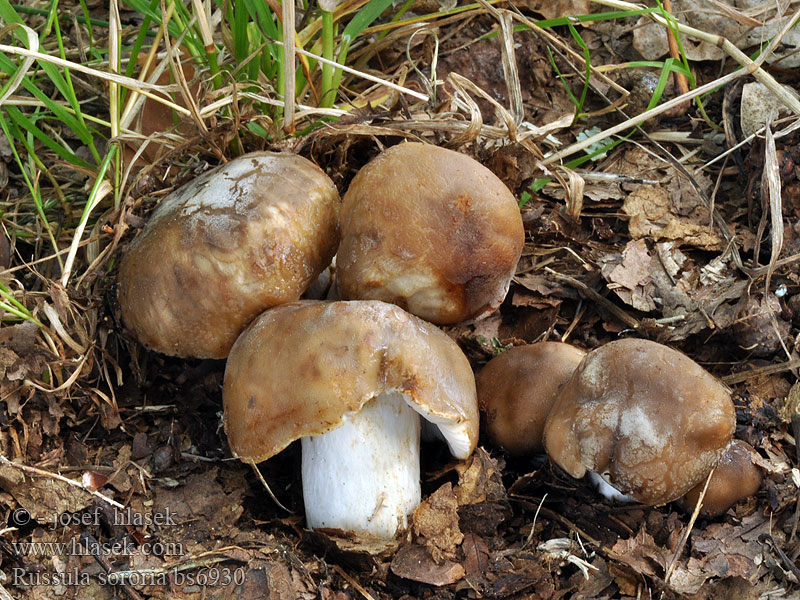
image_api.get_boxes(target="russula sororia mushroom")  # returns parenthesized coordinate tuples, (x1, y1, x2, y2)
(679, 439, 762, 517)
(223, 300, 478, 540)
(543, 338, 735, 505)
(336, 142, 525, 325)
(117, 152, 340, 358)
(476, 342, 585, 456)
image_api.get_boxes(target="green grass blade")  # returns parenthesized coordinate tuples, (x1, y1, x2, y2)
(331, 0, 395, 96)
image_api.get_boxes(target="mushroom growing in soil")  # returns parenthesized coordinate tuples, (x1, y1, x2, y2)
(336, 142, 525, 325)
(223, 300, 478, 542)
(117, 152, 340, 359)
(679, 439, 762, 517)
(476, 342, 585, 456)
(543, 339, 736, 506)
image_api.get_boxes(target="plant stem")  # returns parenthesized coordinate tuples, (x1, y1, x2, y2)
(321, 9, 335, 107)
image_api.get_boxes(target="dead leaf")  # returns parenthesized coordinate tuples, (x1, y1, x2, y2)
(411, 482, 463, 562)
(461, 532, 491, 580)
(633, 0, 800, 67)
(520, 0, 590, 20)
(623, 185, 724, 250)
(390, 544, 465, 586)
(0, 464, 91, 521)
(454, 447, 506, 505)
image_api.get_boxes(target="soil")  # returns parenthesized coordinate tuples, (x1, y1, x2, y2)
(2, 2, 800, 600)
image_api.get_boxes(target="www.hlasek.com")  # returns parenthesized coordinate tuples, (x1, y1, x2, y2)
(12, 536, 184, 559)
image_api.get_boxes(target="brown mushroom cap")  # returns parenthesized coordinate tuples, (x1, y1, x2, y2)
(223, 300, 479, 463)
(118, 152, 340, 358)
(477, 342, 586, 456)
(543, 339, 735, 505)
(336, 142, 524, 325)
(680, 439, 762, 517)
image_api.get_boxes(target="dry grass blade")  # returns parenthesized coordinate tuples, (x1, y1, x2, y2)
(476, 0, 523, 124)
(282, 0, 296, 131)
(592, 0, 800, 114)
(761, 124, 793, 361)
(0, 42, 193, 115)
(0, 455, 125, 509)
(721, 359, 800, 385)
(119, 3, 176, 129)
(290, 44, 428, 101)
(61, 180, 113, 286)
(543, 69, 743, 166)
(543, 0, 800, 166)
(707, 0, 764, 27)
(0, 24, 38, 107)
(759, 124, 784, 292)
(664, 468, 715, 584)
(248, 459, 294, 514)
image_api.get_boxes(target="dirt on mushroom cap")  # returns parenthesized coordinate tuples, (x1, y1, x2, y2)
(117, 152, 340, 359)
(223, 300, 479, 463)
(543, 338, 736, 506)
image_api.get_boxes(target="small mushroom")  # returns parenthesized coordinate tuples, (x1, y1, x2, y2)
(543, 339, 735, 505)
(223, 300, 478, 542)
(336, 142, 524, 325)
(679, 439, 762, 517)
(476, 342, 585, 456)
(118, 152, 340, 358)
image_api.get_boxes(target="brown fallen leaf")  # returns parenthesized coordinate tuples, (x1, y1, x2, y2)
(390, 543, 465, 586)
(411, 482, 463, 563)
(0, 463, 91, 522)
(623, 185, 724, 250)
(454, 447, 506, 505)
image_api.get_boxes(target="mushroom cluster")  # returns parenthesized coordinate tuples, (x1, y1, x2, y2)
(119, 142, 756, 553)
(118, 143, 526, 545)
(476, 337, 759, 515)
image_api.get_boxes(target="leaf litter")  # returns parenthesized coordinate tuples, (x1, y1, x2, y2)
(2, 0, 800, 598)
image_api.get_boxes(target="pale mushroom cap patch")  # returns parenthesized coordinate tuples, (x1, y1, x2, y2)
(336, 142, 525, 324)
(117, 152, 340, 358)
(543, 338, 736, 506)
(223, 300, 479, 463)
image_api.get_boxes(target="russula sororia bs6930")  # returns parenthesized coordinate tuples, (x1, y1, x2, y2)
(118, 152, 340, 359)
(222, 300, 478, 541)
(477, 342, 585, 456)
(336, 142, 524, 325)
(543, 338, 736, 505)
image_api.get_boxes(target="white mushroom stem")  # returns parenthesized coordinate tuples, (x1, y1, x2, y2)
(588, 471, 635, 503)
(301, 392, 422, 538)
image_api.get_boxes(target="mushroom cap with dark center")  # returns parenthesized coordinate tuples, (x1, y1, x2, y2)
(223, 300, 478, 463)
(118, 152, 340, 358)
(680, 439, 762, 517)
(543, 338, 735, 506)
(336, 142, 524, 325)
(477, 342, 585, 456)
